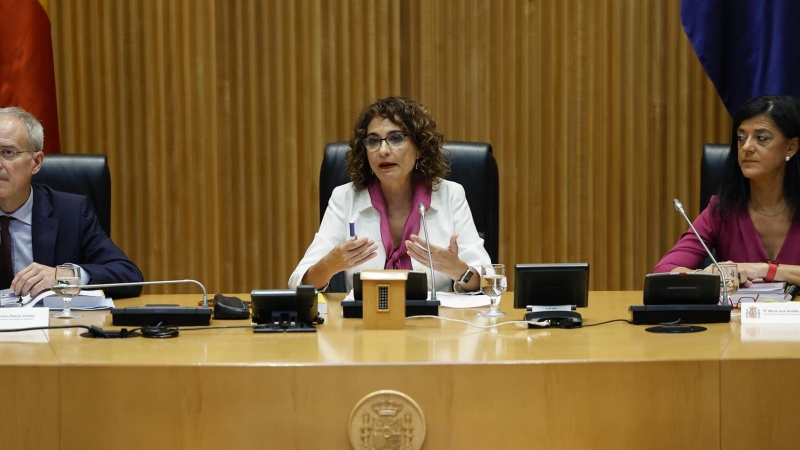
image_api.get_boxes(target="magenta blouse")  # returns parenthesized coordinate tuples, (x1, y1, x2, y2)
(367, 180, 432, 270)
(653, 196, 800, 272)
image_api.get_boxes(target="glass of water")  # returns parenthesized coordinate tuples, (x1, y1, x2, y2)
(712, 262, 739, 302)
(476, 264, 507, 317)
(51, 263, 82, 319)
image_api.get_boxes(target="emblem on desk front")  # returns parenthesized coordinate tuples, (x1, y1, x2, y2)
(746, 305, 760, 319)
(348, 390, 425, 450)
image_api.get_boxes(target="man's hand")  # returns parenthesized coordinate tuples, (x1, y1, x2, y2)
(10, 263, 56, 297)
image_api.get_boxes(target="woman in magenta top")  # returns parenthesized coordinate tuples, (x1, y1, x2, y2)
(654, 95, 800, 285)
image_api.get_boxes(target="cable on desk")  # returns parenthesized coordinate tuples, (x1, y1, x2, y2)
(580, 319, 632, 327)
(178, 324, 265, 332)
(408, 316, 635, 329)
(0, 324, 93, 333)
(0, 323, 293, 339)
(138, 324, 179, 338)
(134, 323, 268, 338)
(407, 315, 549, 329)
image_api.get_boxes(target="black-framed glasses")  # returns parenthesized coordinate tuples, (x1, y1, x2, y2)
(363, 131, 409, 152)
(0, 148, 35, 161)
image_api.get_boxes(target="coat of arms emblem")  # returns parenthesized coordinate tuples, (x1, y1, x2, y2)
(349, 390, 425, 450)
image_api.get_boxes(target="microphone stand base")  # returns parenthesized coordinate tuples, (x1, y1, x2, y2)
(111, 306, 212, 326)
(629, 304, 731, 325)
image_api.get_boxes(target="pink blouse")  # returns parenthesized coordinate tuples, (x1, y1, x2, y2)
(653, 196, 800, 272)
(367, 180, 432, 270)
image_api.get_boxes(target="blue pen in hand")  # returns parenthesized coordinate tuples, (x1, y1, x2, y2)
(349, 222, 356, 240)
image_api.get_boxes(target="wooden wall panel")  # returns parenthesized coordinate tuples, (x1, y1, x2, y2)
(49, 0, 729, 293)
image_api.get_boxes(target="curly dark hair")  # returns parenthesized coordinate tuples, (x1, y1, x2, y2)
(346, 96, 450, 191)
(717, 95, 800, 222)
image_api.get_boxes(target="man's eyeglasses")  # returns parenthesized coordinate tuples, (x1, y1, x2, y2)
(0, 148, 35, 161)
(363, 132, 409, 152)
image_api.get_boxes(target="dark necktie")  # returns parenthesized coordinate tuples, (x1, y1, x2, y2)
(0, 216, 16, 288)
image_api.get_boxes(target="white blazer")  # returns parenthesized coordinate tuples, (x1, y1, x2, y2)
(288, 179, 492, 292)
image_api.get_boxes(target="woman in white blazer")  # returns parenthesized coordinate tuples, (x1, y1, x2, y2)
(289, 97, 491, 293)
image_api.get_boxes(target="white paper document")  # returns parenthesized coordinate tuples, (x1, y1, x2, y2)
(731, 282, 791, 305)
(435, 292, 492, 308)
(19, 289, 114, 310)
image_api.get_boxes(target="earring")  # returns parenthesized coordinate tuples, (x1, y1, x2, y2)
(415, 159, 419, 170)
(787, 156, 791, 162)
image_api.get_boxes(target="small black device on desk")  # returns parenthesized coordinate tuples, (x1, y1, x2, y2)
(515, 263, 590, 327)
(212, 294, 250, 320)
(524, 310, 583, 328)
(250, 285, 320, 332)
(630, 273, 732, 325)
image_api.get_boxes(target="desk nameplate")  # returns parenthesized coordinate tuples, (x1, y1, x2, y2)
(740, 302, 800, 324)
(0, 307, 49, 329)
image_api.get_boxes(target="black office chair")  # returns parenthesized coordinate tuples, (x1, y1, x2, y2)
(32, 154, 112, 237)
(700, 143, 730, 214)
(319, 141, 499, 292)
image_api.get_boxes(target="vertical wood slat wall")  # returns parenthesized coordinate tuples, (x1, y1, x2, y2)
(48, 0, 730, 294)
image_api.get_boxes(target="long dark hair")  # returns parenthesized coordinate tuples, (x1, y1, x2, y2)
(717, 95, 800, 222)
(346, 96, 450, 191)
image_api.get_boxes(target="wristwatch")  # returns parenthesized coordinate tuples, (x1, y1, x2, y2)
(457, 267, 474, 284)
(765, 260, 779, 282)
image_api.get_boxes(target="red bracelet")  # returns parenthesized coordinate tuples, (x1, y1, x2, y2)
(765, 260, 779, 282)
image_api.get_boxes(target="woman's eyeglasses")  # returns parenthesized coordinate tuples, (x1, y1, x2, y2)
(363, 132, 409, 152)
(731, 295, 759, 309)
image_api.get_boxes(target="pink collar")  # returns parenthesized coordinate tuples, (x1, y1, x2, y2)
(368, 180, 432, 269)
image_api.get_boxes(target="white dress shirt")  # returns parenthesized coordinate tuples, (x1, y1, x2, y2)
(289, 179, 491, 292)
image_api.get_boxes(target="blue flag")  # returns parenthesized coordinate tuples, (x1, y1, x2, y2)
(681, 0, 800, 116)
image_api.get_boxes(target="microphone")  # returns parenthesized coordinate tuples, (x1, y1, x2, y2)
(75, 279, 208, 307)
(672, 199, 730, 306)
(417, 203, 437, 302)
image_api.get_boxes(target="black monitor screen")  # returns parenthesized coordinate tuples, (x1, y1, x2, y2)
(250, 286, 318, 324)
(642, 273, 720, 305)
(514, 263, 590, 309)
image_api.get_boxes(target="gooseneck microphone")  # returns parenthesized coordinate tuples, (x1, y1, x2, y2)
(75, 279, 209, 307)
(672, 199, 730, 306)
(418, 203, 437, 302)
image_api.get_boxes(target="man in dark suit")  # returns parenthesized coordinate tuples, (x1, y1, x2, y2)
(0, 106, 143, 298)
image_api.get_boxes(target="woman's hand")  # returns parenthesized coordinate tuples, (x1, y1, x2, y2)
(729, 261, 769, 286)
(405, 234, 468, 281)
(302, 237, 378, 289)
(324, 237, 379, 272)
(699, 261, 768, 288)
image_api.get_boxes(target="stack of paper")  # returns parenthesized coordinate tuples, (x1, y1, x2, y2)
(730, 282, 790, 305)
(21, 289, 115, 310)
(0, 289, 20, 307)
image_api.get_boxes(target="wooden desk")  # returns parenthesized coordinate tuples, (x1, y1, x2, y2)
(0, 330, 60, 449)
(5, 291, 748, 449)
(720, 323, 800, 450)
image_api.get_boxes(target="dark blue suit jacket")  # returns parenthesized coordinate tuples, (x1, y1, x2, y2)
(32, 183, 143, 298)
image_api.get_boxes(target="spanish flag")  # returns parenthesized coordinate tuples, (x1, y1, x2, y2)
(0, 0, 61, 153)
(681, 0, 800, 117)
